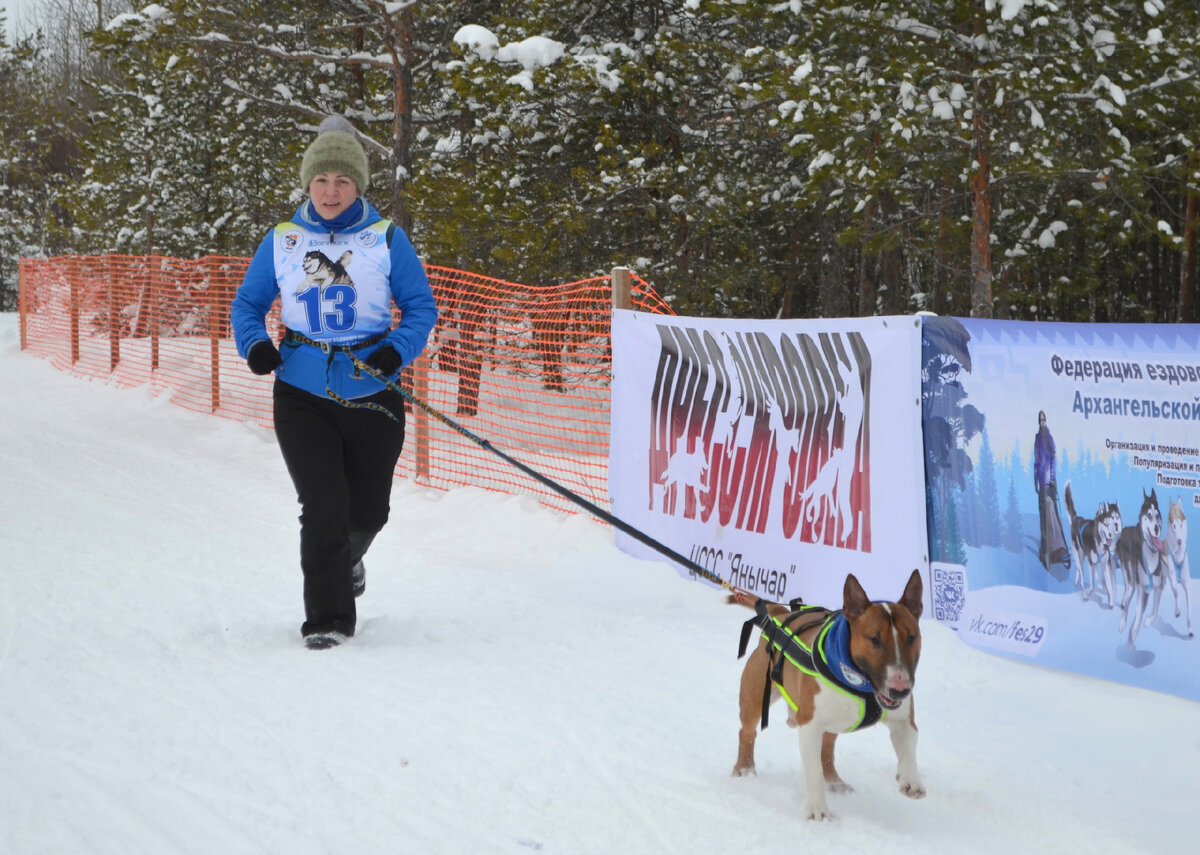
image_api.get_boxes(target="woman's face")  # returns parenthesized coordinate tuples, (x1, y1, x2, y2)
(308, 171, 359, 219)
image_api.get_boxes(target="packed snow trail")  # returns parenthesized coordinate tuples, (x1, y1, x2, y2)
(0, 315, 1194, 854)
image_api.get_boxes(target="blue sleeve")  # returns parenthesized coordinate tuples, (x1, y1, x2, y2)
(385, 226, 438, 367)
(231, 234, 280, 359)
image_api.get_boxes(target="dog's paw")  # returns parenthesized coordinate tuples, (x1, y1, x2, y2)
(805, 804, 835, 821)
(731, 764, 756, 778)
(826, 779, 854, 795)
(897, 777, 926, 799)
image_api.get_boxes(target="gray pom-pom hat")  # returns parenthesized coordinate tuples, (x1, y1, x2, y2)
(300, 115, 369, 193)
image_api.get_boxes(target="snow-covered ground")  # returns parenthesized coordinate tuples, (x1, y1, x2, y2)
(1, 312, 1195, 854)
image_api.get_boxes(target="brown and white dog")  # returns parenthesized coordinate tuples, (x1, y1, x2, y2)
(731, 570, 924, 821)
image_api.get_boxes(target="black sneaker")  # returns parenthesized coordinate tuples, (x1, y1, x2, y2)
(351, 560, 366, 598)
(304, 631, 348, 650)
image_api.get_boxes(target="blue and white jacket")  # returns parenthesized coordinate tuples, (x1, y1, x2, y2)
(231, 198, 438, 400)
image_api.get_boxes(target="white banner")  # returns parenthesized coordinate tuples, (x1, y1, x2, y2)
(609, 310, 928, 608)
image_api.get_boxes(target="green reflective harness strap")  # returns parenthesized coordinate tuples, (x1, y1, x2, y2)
(737, 600, 831, 731)
(282, 328, 401, 423)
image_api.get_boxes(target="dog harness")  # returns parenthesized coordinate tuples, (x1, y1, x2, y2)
(738, 599, 885, 732)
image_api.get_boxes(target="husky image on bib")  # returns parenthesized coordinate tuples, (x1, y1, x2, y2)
(297, 249, 353, 298)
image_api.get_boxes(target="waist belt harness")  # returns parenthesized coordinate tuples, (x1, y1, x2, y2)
(282, 328, 401, 422)
(737, 599, 884, 732)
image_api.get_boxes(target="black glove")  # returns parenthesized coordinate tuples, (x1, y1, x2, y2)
(366, 344, 403, 377)
(247, 340, 283, 375)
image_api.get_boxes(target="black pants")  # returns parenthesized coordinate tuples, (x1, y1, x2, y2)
(273, 380, 406, 637)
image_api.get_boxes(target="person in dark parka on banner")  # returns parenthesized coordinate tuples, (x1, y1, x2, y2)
(1034, 409, 1070, 572)
(231, 115, 438, 650)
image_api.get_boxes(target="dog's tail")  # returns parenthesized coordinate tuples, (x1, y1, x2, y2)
(1065, 479, 1077, 520)
(727, 590, 758, 610)
(727, 591, 795, 621)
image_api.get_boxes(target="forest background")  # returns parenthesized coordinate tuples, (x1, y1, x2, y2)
(1, 0, 1197, 323)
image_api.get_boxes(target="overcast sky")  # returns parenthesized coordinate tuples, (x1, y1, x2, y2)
(2, 0, 46, 34)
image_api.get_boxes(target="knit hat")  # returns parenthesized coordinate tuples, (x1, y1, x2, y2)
(300, 115, 370, 193)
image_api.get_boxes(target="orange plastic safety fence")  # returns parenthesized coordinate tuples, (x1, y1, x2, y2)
(16, 255, 673, 514)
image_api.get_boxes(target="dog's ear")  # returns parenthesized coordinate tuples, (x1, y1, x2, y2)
(899, 569, 924, 620)
(843, 573, 870, 621)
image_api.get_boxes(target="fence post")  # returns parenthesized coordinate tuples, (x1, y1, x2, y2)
(609, 266, 633, 367)
(108, 255, 119, 372)
(69, 257, 80, 365)
(611, 266, 633, 310)
(17, 258, 27, 350)
(150, 256, 160, 370)
(209, 257, 221, 412)
(412, 353, 431, 481)
(409, 258, 430, 481)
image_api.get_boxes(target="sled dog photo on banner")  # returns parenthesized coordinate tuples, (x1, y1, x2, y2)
(610, 310, 926, 609)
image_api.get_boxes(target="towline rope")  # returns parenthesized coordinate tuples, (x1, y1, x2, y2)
(345, 350, 738, 593)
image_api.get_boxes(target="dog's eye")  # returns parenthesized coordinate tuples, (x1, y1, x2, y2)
(869, 635, 882, 648)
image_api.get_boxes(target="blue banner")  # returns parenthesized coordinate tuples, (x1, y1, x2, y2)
(923, 317, 1199, 702)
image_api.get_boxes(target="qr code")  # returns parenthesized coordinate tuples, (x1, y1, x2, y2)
(932, 564, 966, 624)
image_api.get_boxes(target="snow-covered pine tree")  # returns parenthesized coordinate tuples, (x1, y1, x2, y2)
(72, 4, 297, 258)
(433, 1, 800, 314)
(759, 0, 1197, 320)
(0, 18, 80, 310)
